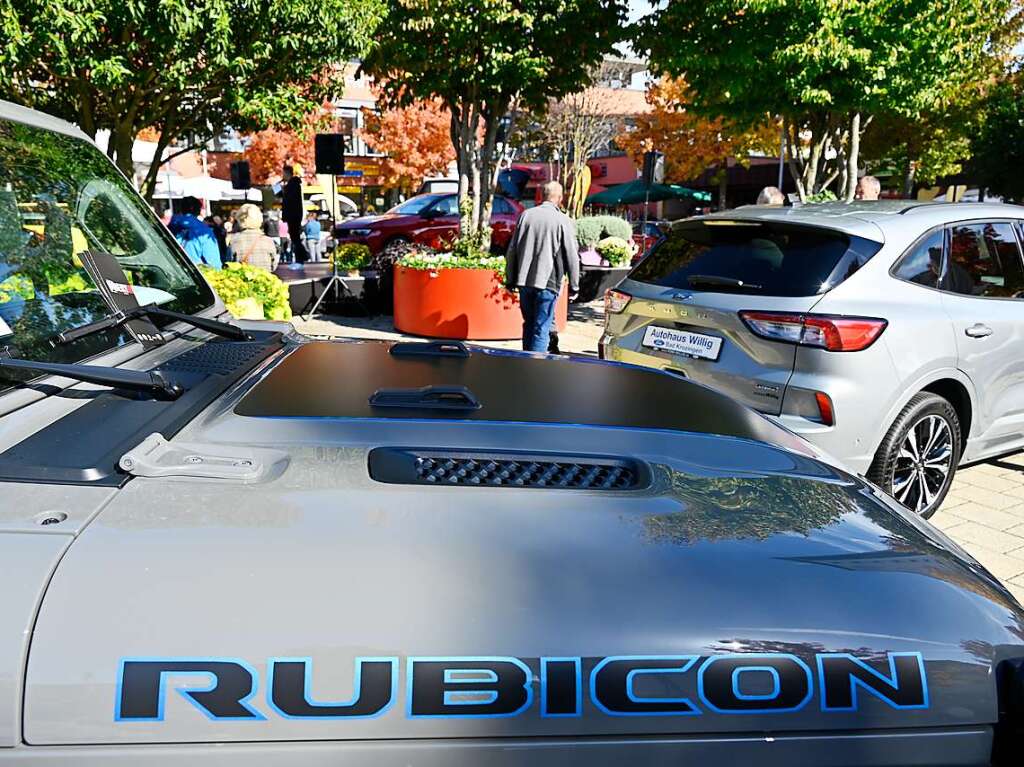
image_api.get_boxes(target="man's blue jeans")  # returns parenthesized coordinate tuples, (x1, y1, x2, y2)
(519, 286, 558, 353)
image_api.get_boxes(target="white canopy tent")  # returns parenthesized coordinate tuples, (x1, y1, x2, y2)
(152, 174, 261, 203)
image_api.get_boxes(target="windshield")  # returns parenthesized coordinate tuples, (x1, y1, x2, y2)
(629, 220, 882, 297)
(0, 118, 215, 394)
(389, 195, 445, 215)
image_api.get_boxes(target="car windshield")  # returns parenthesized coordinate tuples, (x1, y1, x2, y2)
(0, 117, 215, 394)
(389, 195, 445, 215)
(629, 219, 882, 296)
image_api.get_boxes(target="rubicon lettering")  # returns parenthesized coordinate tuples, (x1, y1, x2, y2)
(115, 652, 929, 722)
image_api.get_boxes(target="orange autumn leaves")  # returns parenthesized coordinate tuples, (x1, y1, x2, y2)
(616, 78, 778, 183)
(361, 99, 455, 192)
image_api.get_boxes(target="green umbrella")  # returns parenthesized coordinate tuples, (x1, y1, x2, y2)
(586, 179, 712, 206)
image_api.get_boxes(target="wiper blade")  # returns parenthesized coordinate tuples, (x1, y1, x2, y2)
(0, 353, 183, 399)
(686, 274, 762, 290)
(56, 303, 251, 345)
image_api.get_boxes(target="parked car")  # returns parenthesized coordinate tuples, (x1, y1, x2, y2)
(602, 201, 1024, 517)
(334, 192, 523, 255)
(3, 101, 1024, 765)
(632, 219, 666, 261)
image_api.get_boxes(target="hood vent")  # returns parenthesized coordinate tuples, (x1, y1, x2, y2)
(161, 340, 272, 377)
(368, 448, 647, 490)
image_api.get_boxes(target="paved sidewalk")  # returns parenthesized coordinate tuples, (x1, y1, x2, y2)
(294, 306, 1024, 606)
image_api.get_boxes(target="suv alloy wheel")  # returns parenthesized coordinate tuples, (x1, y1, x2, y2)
(868, 392, 961, 518)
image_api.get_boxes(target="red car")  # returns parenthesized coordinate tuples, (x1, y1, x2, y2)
(334, 193, 523, 255)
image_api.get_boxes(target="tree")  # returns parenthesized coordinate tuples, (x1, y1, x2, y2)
(0, 0, 383, 198)
(244, 108, 333, 186)
(615, 77, 778, 209)
(860, 112, 975, 198)
(636, 0, 1012, 202)
(971, 74, 1024, 202)
(361, 98, 455, 194)
(362, 0, 627, 249)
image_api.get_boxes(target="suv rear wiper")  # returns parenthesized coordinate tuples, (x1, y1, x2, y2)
(686, 274, 762, 291)
(0, 352, 183, 399)
(55, 303, 251, 345)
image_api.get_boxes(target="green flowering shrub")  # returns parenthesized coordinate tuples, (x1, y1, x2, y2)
(201, 262, 292, 321)
(332, 243, 371, 272)
(596, 236, 636, 268)
(398, 235, 504, 272)
(398, 249, 505, 272)
(576, 215, 632, 249)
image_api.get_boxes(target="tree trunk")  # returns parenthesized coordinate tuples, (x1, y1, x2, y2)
(783, 117, 808, 202)
(140, 131, 175, 203)
(902, 153, 917, 199)
(717, 163, 728, 210)
(110, 125, 137, 184)
(477, 112, 502, 250)
(844, 112, 861, 202)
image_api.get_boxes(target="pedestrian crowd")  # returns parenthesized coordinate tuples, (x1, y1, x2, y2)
(165, 164, 330, 273)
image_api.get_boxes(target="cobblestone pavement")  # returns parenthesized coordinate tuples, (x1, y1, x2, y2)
(294, 305, 1024, 606)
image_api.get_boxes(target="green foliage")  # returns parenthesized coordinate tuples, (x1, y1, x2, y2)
(805, 190, 838, 203)
(332, 243, 371, 272)
(576, 215, 632, 249)
(595, 236, 635, 268)
(398, 243, 505, 273)
(201, 262, 292, 321)
(0, 0, 385, 194)
(363, 0, 627, 241)
(971, 75, 1024, 203)
(637, 0, 1010, 199)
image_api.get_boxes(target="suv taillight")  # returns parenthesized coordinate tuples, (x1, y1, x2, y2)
(739, 311, 887, 352)
(605, 289, 632, 314)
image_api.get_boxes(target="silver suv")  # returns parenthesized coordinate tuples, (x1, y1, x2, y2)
(602, 201, 1024, 517)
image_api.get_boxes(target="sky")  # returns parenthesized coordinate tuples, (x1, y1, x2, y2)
(628, 0, 656, 22)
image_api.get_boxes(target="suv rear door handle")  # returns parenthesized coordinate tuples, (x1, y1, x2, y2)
(965, 323, 993, 338)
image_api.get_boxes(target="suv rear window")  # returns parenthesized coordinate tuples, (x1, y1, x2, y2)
(628, 220, 882, 296)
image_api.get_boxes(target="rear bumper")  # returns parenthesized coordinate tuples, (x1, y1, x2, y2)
(0, 728, 994, 766)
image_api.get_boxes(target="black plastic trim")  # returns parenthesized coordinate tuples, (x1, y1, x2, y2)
(0, 331, 283, 486)
(390, 340, 471, 358)
(368, 448, 650, 490)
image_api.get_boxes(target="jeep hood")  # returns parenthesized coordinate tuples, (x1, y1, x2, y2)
(18, 341, 1024, 746)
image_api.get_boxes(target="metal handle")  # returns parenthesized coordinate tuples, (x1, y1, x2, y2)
(965, 324, 993, 338)
(389, 340, 471, 358)
(369, 385, 481, 411)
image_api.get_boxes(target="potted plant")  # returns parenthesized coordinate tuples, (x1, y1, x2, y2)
(201, 263, 292, 321)
(392, 234, 568, 340)
(573, 215, 635, 302)
(332, 243, 371, 277)
(595, 236, 637, 268)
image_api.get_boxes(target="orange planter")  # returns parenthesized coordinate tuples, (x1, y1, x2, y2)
(393, 265, 568, 340)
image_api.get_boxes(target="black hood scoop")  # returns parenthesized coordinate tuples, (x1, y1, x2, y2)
(369, 448, 648, 490)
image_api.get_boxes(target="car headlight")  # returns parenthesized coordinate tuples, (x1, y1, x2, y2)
(342, 228, 373, 237)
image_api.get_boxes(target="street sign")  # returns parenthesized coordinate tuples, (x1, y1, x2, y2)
(340, 170, 364, 178)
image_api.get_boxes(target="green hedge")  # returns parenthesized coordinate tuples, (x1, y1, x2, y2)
(576, 215, 632, 249)
(201, 262, 292, 321)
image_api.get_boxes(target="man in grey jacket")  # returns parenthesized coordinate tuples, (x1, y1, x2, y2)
(505, 181, 580, 352)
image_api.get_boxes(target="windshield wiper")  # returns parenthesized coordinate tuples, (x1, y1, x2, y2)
(686, 274, 763, 291)
(0, 352, 183, 399)
(55, 303, 251, 346)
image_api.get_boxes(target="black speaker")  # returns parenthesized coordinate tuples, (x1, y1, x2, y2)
(315, 133, 346, 175)
(642, 150, 665, 186)
(230, 160, 251, 190)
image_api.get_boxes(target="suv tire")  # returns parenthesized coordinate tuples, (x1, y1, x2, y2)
(868, 392, 961, 518)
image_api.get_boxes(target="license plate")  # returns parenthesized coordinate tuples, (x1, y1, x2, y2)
(642, 326, 723, 361)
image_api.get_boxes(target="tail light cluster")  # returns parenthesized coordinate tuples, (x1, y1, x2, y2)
(739, 311, 887, 352)
(604, 289, 632, 314)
